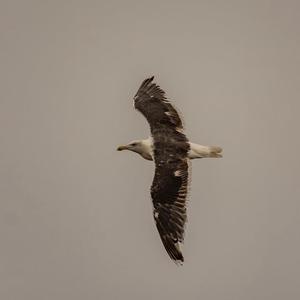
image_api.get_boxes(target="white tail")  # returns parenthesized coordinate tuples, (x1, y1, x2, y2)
(188, 143, 223, 159)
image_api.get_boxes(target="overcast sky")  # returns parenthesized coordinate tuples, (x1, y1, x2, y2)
(1, 1, 300, 299)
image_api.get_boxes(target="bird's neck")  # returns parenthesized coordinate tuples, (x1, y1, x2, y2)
(140, 137, 154, 161)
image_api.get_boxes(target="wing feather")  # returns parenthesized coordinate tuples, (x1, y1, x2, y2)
(151, 157, 189, 263)
(133, 77, 190, 263)
(134, 76, 184, 132)
(150, 127, 190, 263)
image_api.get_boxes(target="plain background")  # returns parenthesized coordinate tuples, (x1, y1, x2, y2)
(1, 1, 300, 299)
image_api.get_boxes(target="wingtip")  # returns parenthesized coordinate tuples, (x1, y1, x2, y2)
(144, 75, 155, 84)
(160, 234, 185, 264)
(173, 252, 184, 265)
(175, 259, 184, 266)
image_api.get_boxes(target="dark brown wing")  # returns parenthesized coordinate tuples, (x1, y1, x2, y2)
(134, 76, 184, 132)
(134, 76, 190, 263)
(151, 126, 190, 263)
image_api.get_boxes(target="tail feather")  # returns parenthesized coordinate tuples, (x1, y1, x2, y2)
(189, 143, 223, 159)
(207, 146, 223, 158)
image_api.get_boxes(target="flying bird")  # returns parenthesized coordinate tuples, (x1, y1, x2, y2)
(117, 76, 222, 263)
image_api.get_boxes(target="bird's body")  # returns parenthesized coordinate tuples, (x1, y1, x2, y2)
(118, 137, 222, 161)
(117, 77, 222, 263)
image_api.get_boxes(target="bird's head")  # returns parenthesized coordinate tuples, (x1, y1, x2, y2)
(117, 139, 153, 160)
(117, 140, 143, 153)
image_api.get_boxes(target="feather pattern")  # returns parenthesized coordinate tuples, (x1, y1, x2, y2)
(134, 76, 184, 132)
(134, 77, 190, 263)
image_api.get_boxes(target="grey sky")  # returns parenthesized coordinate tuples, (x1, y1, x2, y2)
(1, 1, 300, 299)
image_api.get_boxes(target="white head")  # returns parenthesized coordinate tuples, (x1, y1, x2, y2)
(117, 139, 153, 160)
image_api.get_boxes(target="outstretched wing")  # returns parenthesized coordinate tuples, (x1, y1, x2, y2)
(151, 132, 190, 263)
(151, 126, 190, 262)
(134, 76, 184, 132)
(134, 76, 190, 263)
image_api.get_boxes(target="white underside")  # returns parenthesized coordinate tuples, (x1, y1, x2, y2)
(140, 138, 222, 160)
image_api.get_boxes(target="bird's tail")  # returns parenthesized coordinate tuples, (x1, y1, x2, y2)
(206, 145, 223, 158)
(189, 143, 223, 158)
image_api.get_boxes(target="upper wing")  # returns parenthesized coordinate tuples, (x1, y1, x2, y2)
(150, 126, 190, 263)
(151, 155, 190, 263)
(134, 76, 190, 263)
(134, 76, 184, 132)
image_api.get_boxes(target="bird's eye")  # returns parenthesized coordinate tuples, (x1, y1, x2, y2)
(131, 143, 137, 146)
